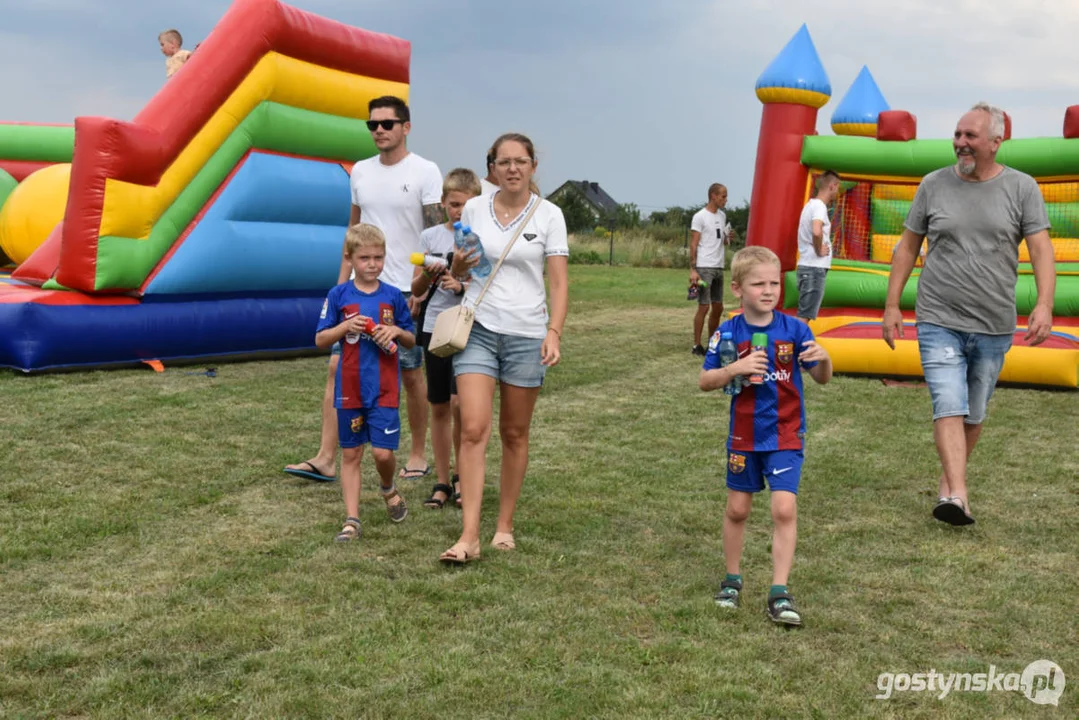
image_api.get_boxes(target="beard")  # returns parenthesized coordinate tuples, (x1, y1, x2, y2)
(956, 154, 976, 176)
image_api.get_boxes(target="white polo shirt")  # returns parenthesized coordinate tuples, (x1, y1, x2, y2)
(459, 192, 569, 339)
(349, 152, 443, 291)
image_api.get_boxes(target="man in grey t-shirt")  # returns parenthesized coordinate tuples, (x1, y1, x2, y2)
(882, 102, 1056, 526)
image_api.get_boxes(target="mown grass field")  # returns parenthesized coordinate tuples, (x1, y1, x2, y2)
(1, 266, 1076, 718)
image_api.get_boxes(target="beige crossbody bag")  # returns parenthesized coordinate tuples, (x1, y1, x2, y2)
(428, 200, 541, 358)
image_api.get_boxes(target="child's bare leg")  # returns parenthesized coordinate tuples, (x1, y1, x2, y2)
(373, 447, 407, 521)
(372, 448, 397, 491)
(770, 491, 798, 587)
(340, 445, 365, 519)
(723, 491, 753, 575)
(430, 401, 453, 502)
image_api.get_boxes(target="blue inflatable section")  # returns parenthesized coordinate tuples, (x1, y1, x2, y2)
(0, 292, 326, 372)
(145, 152, 350, 295)
(831, 65, 890, 126)
(755, 24, 831, 96)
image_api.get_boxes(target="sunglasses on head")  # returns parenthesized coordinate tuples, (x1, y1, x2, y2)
(366, 119, 404, 131)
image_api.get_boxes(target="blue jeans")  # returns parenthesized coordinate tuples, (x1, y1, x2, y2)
(453, 321, 546, 388)
(917, 322, 1012, 425)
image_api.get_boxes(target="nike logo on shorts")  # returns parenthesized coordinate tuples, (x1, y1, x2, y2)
(384, 428, 400, 434)
(771, 467, 792, 475)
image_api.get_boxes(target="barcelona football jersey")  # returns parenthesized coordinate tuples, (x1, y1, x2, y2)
(317, 280, 414, 410)
(703, 312, 818, 452)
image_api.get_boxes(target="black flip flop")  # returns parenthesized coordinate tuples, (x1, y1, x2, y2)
(283, 461, 335, 483)
(398, 464, 431, 480)
(933, 497, 975, 526)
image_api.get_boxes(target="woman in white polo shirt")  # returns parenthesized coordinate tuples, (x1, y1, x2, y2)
(439, 133, 569, 564)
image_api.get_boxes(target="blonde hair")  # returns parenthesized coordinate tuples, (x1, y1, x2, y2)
(443, 168, 482, 199)
(159, 29, 183, 45)
(730, 246, 781, 286)
(344, 223, 386, 256)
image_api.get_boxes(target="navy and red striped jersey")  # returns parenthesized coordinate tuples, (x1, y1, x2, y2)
(317, 280, 414, 410)
(703, 313, 818, 452)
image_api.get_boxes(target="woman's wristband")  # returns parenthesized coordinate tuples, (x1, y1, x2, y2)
(547, 327, 562, 338)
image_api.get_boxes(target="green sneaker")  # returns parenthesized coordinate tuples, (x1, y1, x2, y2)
(714, 578, 742, 609)
(767, 592, 802, 626)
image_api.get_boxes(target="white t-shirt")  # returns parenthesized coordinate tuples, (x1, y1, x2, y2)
(417, 224, 462, 334)
(349, 152, 443, 291)
(480, 178, 499, 196)
(460, 193, 569, 339)
(690, 207, 729, 268)
(797, 198, 832, 269)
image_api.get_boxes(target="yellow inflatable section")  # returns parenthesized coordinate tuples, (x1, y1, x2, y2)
(869, 234, 1077, 263)
(99, 52, 407, 240)
(810, 315, 1079, 388)
(0, 164, 70, 264)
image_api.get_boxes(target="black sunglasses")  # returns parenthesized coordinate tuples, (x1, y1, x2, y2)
(366, 119, 404, 131)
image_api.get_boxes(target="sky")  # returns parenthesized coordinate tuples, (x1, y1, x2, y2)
(2, 0, 1079, 214)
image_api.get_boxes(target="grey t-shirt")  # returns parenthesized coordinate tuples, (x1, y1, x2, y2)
(904, 165, 1050, 335)
(418, 224, 463, 334)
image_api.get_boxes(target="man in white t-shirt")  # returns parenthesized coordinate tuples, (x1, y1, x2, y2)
(689, 183, 737, 356)
(285, 95, 444, 483)
(480, 149, 499, 196)
(795, 170, 840, 323)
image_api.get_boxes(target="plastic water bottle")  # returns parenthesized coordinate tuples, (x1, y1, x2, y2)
(453, 221, 492, 279)
(717, 332, 741, 396)
(749, 332, 768, 384)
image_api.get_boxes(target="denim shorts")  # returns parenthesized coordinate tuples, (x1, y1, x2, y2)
(917, 322, 1012, 425)
(795, 266, 828, 319)
(453, 321, 546, 388)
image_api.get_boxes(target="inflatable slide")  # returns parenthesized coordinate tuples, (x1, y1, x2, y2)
(746, 26, 1079, 388)
(0, 0, 409, 372)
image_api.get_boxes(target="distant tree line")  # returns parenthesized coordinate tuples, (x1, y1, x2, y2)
(550, 191, 749, 247)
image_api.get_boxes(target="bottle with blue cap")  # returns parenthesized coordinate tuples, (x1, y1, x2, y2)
(453, 221, 492, 279)
(717, 331, 742, 396)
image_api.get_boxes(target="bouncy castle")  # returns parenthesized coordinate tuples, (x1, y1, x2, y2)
(747, 26, 1079, 388)
(0, 0, 408, 372)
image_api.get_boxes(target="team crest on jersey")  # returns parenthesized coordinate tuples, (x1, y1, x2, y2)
(707, 330, 722, 352)
(776, 342, 793, 365)
(319, 299, 328, 320)
(350, 415, 365, 433)
(728, 452, 746, 474)
(381, 307, 395, 326)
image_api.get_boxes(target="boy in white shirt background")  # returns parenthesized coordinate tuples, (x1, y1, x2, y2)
(795, 170, 841, 323)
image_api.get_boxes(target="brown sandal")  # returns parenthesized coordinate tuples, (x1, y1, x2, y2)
(491, 532, 515, 551)
(334, 517, 361, 542)
(439, 542, 480, 565)
(380, 485, 408, 523)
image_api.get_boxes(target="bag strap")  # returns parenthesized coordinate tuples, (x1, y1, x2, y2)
(472, 196, 542, 310)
